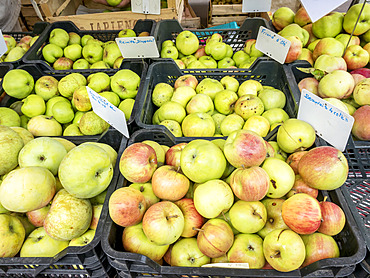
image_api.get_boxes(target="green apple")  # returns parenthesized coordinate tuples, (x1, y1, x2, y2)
(73, 86, 91, 112)
(69, 230, 95, 246)
(0, 214, 25, 257)
(3, 35, 16, 54)
(34, 75, 59, 101)
(214, 89, 238, 115)
(239, 57, 257, 68)
(68, 32, 81, 45)
(233, 50, 250, 67)
(118, 29, 136, 37)
(81, 35, 94, 47)
(113, 56, 123, 69)
(220, 76, 239, 92)
(209, 42, 228, 60)
(161, 46, 178, 59)
(262, 108, 289, 125)
(187, 60, 207, 69)
(312, 12, 344, 38)
(181, 112, 215, 137)
(143, 140, 165, 167)
(258, 88, 286, 110)
(272, 7, 295, 31)
(212, 113, 226, 135)
(218, 57, 236, 68)
(157, 101, 186, 124)
(49, 28, 69, 48)
(268, 141, 287, 161)
(176, 30, 199, 56)
(53, 57, 73, 70)
(4, 46, 26, 62)
(100, 91, 120, 107)
(87, 72, 110, 93)
(238, 80, 263, 97)
(336, 33, 360, 47)
(18, 137, 67, 175)
(58, 73, 86, 99)
(0, 167, 56, 213)
(196, 78, 224, 100)
(343, 3, 370, 36)
(82, 42, 103, 64)
(44, 189, 92, 241)
(119, 98, 135, 120)
(52, 101, 75, 124)
(152, 83, 174, 107)
(0, 107, 20, 127)
(21, 94, 45, 118)
(243, 115, 270, 137)
(244, 39, 264, 57)
(181, 55, 197, 68)
(63, 44, 82, 61)
(312, 37, 345, 61)
(72, 111, 85, 126)
(198, 56, 217, 68)
(225, 44, 233, 57)
(162, 40, 175, 48)
(20, 115, 29, 129)
(62, 123, 83, 136)
(234, 94, 264, 120)
(79, 111, 109, 135)
(160, 120, 182, 137)
(181, 140, 227, 183)
(42, 43, 63, 64)
(186, 93, 214, 115)
(45, 96, 70, 116)
(27, 115, 63, 136)
(73, 58, 90, 69)
(111, 69, 141, 99)
(220, 113, 244, 136)
(278, 24, 309, 46)
(0, 126, 24, 175)
(103, 42, 121, 67)
(3, 69, 34, 99)
(171, 237, 210, 267)
(10, 127, 34, 145)
(171, 86, 197, 107)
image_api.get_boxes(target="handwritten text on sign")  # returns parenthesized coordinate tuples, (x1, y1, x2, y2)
(0, 30, 8, 58)
(298, 89, 354, 151)
(87, 86, 130, 138)
(131, 0, 160, 15)
(116, 36, 159, 59)
(255, 27, 290, 64)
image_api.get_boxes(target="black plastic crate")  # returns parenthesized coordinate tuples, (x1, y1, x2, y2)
(154, 18, 273, 55)
(22, 20, 156, 72)
(0, 63, 13, 103)
(1, 22, 49, 67)
(135, 58, 298, 137)
(0, 60, 147, 128)
(101, 128, 366, 278)
(0, 131, 126, 277)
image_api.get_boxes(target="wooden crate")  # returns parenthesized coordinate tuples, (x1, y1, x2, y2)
(20, 0, 46, 30)
(210, 4, 270, 26)
(39, 0, 184, 30)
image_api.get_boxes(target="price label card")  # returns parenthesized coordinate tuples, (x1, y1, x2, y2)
(298, 89, 354, 151)
(255, 26, 290, 64)
(131, 0, 160, 14)
(242, 0, 271, 12)
(0, 30, 8, 58)
(87, 86, 129, 138)
(116, 36, 159, 59)
(300, 0, 347, 23)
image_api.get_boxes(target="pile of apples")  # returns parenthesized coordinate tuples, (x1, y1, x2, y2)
(272, 4, 370, 142)
(151, 73, 290, 137)
(0, 67, 140, 136)
(41, 28, 149, 70)
(0, 125, 117, 257)
(108, 123, 349, 272)
(1, 34, 39, 63)
(160, 31, 263, 69)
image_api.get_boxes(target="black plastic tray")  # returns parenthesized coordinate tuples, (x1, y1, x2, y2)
(0, 130, 126, 277)
(135, 58, 298, 137)
(22, 20, 156, 73)
(0, 60, 147, 128)
(154, 18, 273, 56)
(101, 127, 366, 278)
(1, 22, 49, 67)
(0, 63, 13, 103)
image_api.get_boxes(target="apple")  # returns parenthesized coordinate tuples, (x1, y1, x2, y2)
(180, 139, 226, 183)
(142, 201, 184, 246)
(152, 165, 190, 201)
(73, 58, 90, 69)
(119, 143, 157, 183)
(58, 73, 86, 99)
(353, 79, 370, 106)
(196, 78, 224, 100)
(118, 29, 136, 37)
(221, 76, 239, 92)
(3, 69, 34, 99)
(171, 237, 210, 267)
(343, 3, 370, 35)
(0, 107, 20, 127)
(263, 229, 306, 272)
(152, 83, 174, 107)
(336, 34, 360, 47)
(314, 54, 347, 73)
(68, 32, 81, 45)
(279, 24, 309, 46)
(352, 73, 366, 85)
(286, 175, 319, 199)
(301, 233, 340, 268)
(227, 233, 265, 268)
(258, 88, 286, 110)
(343, 45, 370, 71)
(229, 166, 269, 201)
(282, 193, 321, 235)
(286, 151, 308, 174)
(171, 86, 197, 107)
(10, 127, 33, 145)
(165, 143, 187, 168)
(49, 28, 69, 48)
(298, 77, 319, 95)
(194, 46, 206, 59)
(27, 115, 63, 136)
(157, 101, 186, 124)
(312, 38, 344, 61)
(284, 36, 303, 64)
(0, 167, 55, 213)
(128, 183, 159, 208)
(268, 141, 287, 161)
(176, 30, 199, 56)
(224, 129, 267, 168)
(186, 93, 214, 115)
(262, 108, 289, 126)
(277, 119, 316, 154)
(298, 146, 348, 190)
(181, 112, 215, 137)
(0, 214, 25, 257)
(312, 12, 344, 38)
(174, 198, 205, 238)
(272, 7, 295, 31)
(214, 89, 238, 115)
(34, 75, 59, 101)
(109, 187, 146, 227)
(213, 113, 227, 135)
(262, 157, 295, 198)
(181, 55, 197, 67)
(218, 57, 236, 68)
(82, 42, 103, 64)
(193, 179, 234, 219)
(234, 94, 264, 120)
(89, 204, 102, 230)
(352, 105, 370, 140)
(42, 44, 63, 64)
(318, 199, 346, 236)
(298, 48, 314, 66)
(258, 198, 289, 239)
(220, 114, 244, 136)
(122, 223, 169, 261)
(174, 74, 198, 89)
(237, 80, 263, 97)
(197, 218, 234, 258)
(69, 230, 95, 246)
(294, 7, 311, 27)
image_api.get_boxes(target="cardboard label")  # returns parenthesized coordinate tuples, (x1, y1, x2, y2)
(202, 263, 250, 269)
(86, 86, 130, 138)
(255, 26, 290, 64)
(116, 36, 159, 58)
(242, 0, 271, 12)
(131, 0, 160, 14)
(298, 89, 354, 151)
(0, 30, 8, 58)
(300, 0, 347, 22)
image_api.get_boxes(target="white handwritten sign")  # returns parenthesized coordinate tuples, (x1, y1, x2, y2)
(242, 0, 271, 12)
(300, 0, 347, 23)
(0, 30, 8, 58)
(131, 0, 160, 14)
(87, 86, 130, 138)
(255, 26, 290, 64)
(298, 89, 354, 151)
(115, 36, 159, 59)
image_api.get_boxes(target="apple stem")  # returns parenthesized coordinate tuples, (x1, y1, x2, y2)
(221, 211, 228, 222)
(192, 227, 204, 232)
(270, 251, 281, 259)
(323, 196, 328, 202)
(176, 167, 181, 173)
(140, 186, 144, 192)
(253, 211, 262, 219)
(241, 164, 245, 169)
(166, 215, 179, 220)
